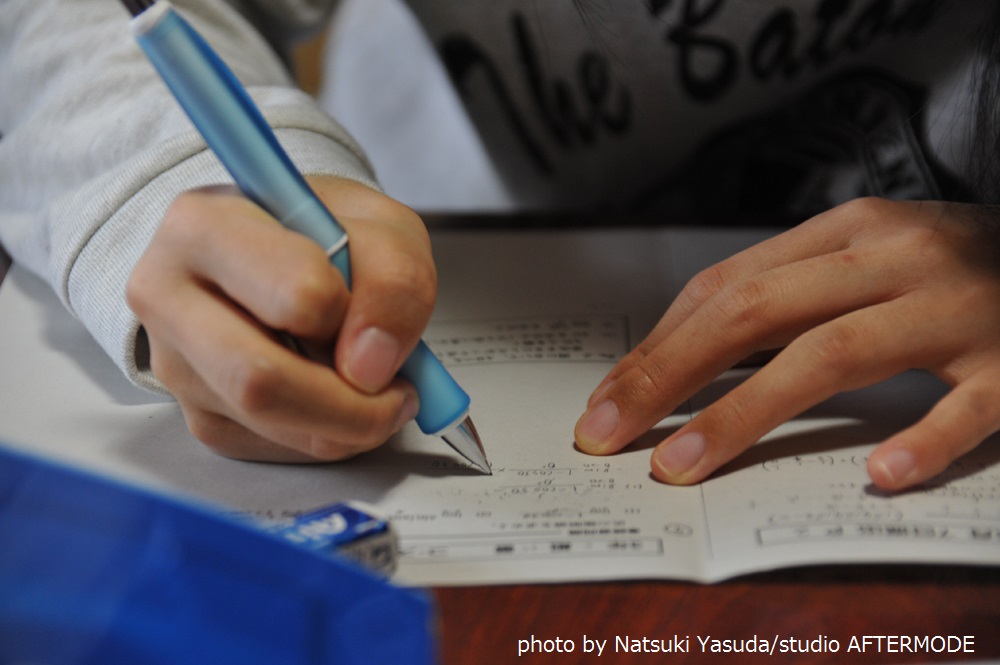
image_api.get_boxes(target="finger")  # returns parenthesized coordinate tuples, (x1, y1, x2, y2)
(177, 407, 319, 463)
(316, 182, 437, 394)
(164, 188, 349, 343)
(868, 367, 1000, 490)
(155, 277, 419, 454)
(145, 330, 318, 460)
(144, 327, 302, 460)
(156, 335, 415, 462)
(576, 244, 905, 454)
(648, 297, 942, 484)
(587, 205, 862, 403)
(178, 396, 416, 463)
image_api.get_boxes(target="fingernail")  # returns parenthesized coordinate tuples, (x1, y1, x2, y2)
(345, 327, 401, 393)
(654, 431, 705, 477)
(576, 401, 619, 451)
(394, 392, 420, 431)
(874, 448, 915, 485)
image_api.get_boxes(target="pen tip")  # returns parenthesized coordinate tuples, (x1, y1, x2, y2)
(442, 416, 491, 475)
(463, 416, 493, 475)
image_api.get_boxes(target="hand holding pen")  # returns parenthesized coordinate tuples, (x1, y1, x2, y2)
(127, 179, 436, 462)
(121, 1, 489, 472)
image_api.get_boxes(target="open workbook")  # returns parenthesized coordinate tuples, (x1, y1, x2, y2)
(1, 225, 998, 586)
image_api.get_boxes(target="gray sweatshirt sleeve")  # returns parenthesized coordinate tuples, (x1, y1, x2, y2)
(0, 0, 377, 393)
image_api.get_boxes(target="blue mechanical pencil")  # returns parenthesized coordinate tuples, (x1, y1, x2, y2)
(119, 0, 491, 474)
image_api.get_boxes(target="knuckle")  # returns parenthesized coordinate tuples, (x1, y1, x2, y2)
(828, 196, 893, 239)
(304, 389, 405, 459)
(306, 434, 366, 462)
(841, 195, 881, 215)
(180, 409, 246, 460)
(684, 264, 730, 308)
(710, 278, 771, 332)
(163, 191, 213, 240)
(801, 323, 866, 379)
(225, 356, 284, 416)
(955, 383, 1000, 435)
(352, 405, 397, 445)
(366, 193, 424, 229)
(185, 412, 225, 450)
(623, 358, 671, 406)
(885, 226, 940, 268)
(615, 348, 648, 376)
(309, 414, 390, 459)
(377, 258, 438, 314)
(276, 259, 344, 329)
(963, 383, 996, 416)
(839, 196, 890, 224)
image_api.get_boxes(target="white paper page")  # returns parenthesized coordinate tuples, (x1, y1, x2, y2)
(694, 370, 1000, 581)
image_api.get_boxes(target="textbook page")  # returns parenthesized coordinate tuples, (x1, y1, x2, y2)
(0, 227, 998, 586)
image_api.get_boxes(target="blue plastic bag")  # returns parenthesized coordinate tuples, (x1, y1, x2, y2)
(0, 445, 435, 664)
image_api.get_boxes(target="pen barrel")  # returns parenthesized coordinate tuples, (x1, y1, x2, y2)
(132, 2, 472, 436)
(328, 245, 470, 435)
(132, 3, 345, 252)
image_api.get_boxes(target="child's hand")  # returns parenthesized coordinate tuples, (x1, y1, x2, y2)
(127, 176, 434, 462)
(575, 198, 1000, 491)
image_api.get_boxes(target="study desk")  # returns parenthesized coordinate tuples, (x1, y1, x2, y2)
(433, 566, 1000, 663)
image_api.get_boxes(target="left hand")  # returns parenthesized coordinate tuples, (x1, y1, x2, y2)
(574, 197, 1000, 491)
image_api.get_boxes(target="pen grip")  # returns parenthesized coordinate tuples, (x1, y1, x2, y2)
(330, 247, 471, 436)
(398, 342, 471, 435)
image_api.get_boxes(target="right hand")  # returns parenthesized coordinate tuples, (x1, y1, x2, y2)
(127, 176, 435, 462)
